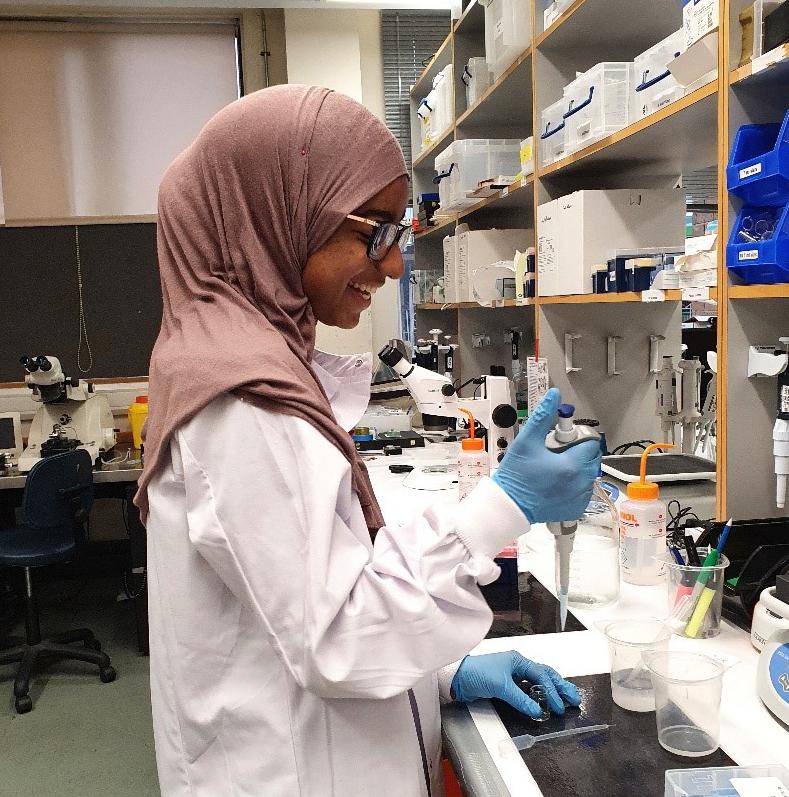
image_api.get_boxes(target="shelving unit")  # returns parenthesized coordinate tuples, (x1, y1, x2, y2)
(408, 0, 789, 521)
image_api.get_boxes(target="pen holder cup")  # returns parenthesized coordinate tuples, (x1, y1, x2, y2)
(663, 554, 729, 639)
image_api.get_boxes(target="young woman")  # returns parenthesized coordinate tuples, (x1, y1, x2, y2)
(136, 85, 600, 797)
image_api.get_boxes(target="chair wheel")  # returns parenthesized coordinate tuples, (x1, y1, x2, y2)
(100, 666, 116, 683)
(15, 695, 32, 714)
(85, 639, 101, 651)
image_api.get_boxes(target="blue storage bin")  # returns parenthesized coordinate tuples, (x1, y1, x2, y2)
(726, 202, 789, 284)
(727, 107, 789, 205)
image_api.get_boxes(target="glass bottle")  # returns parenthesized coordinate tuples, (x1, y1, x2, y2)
(555, 477, 620, 608)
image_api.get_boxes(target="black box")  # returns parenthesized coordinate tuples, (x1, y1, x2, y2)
(764, 1, 789, 52)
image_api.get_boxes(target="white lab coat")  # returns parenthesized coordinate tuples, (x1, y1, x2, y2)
(146, 351, 528, 797)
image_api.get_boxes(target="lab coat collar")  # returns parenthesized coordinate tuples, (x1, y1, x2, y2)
(312, 350, 372, 432)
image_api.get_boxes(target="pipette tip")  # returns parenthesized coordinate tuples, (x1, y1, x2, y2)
(559, 593, 568, 632)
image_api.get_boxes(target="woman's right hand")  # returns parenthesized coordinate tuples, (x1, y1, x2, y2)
(491, 388, 601, 524)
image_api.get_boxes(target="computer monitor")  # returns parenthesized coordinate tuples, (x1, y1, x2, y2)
(0, 412, 23, 463)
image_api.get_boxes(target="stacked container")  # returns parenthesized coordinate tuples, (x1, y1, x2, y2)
(631, 31, 686, 122)
(462, 57, 493, 109)
(417, 64, 454, 153)
(433, 139, 521, 212)
(483, 0, 531, 80)
(563, 62, 632, 152)
(539, 96, 569, 167)
(726, 107, 789, 284)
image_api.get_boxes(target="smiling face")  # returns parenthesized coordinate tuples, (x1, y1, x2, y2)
(302, 176, 410, 330)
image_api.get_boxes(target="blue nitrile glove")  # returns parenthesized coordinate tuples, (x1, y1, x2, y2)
(451, 651, 581, 718)
(492, 388, 602, 524)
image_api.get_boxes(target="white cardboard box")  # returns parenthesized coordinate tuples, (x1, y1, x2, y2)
(442, 234, 459, 303)
(537, 190, 686, 296)
(683, 0, 719, 48)
(456, 228, 530, 302)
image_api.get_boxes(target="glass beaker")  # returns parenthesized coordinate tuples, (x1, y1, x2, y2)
(663, 554, 729, 639)
(555, 479, 620, 608)
(603, 618, 671, 712)
(643, 651, 724, 757)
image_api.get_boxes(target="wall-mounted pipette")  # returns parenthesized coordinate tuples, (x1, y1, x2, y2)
(545, 404, 601, 631)
(776, 339, 789, 508)
(746, 337, 789, 508)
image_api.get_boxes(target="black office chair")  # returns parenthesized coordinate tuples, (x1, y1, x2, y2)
(0, 450, 116, 713)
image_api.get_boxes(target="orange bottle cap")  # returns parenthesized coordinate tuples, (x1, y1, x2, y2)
(135, 396, 148, 403)
(458, 407, 484, 452)
(626, 443, 674, 500)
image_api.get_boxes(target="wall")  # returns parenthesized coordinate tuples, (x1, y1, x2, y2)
(284, 8, 399, 356)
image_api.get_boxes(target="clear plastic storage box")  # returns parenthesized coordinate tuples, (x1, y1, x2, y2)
(631, 31, 686, 123)
(727, 106, 789, 206)
(417, 64, 454, 153)
(539, 96, 569, 167)
(462, 57, 493, 110)
(544, 0, 574, 30)
(434, 139, 521, 212)
(484, 0, 531, 80)
(665, 765, 789, 797)
(563, 62, 632, 153)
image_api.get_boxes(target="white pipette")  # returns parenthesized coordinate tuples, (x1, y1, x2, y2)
(545, 404, 601, 630)
(500, 724, 611, 755)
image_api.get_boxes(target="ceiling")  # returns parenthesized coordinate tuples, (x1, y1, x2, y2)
(0, 0, 458, 9)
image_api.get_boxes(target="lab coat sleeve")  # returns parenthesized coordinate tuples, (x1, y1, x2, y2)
(175, 396, 528, 700)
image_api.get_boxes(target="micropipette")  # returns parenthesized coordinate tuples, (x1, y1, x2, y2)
(545, 404, 601, 630)
(502, 724, 611, 754)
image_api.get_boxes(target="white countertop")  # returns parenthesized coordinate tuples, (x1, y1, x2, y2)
(367, 443, 789, 797)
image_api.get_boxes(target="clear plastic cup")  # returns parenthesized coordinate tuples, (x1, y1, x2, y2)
(643, 651, 724, 757)
(603, 619, 671, 712)
(663, 554, 729, 639)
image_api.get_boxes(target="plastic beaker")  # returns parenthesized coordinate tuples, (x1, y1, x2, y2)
(643, 651, 724, 757)
(663, 554, 729, 639)
(603, 619, 671, 712)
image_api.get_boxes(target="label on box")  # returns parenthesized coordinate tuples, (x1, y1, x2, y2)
(642, 289, 666, 302)
(682, 286, 710, 301)
(739, 250, 759, 261)
(526, 357, 549, 416)
(730, 778, 789, 797)
(739, 163, 763, 180)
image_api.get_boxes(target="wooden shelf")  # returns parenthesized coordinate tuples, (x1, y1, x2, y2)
(535, 0, 586, 47)
(456, 174, 535, 220)
(414, 215, 457, 239)
(412, 124, 454, 170)
(729, 284, 789, 299)
(454, 0, 484, 35)
(410, 33, 452, 98)
(730, 45, 789, 87)
(416, 299, 534, 310)
(455, 47, 532, 131)
(538, 291, 683, 305)
(539, 81, 718, 180)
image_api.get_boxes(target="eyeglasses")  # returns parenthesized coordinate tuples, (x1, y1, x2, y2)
(346, 214, 412, 262)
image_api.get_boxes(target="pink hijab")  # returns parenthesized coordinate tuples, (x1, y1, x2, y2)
(134, 85, 408, 532)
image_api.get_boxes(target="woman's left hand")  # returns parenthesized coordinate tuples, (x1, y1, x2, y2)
(450, 651, 581, 719)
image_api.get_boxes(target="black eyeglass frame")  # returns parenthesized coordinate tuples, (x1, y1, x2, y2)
(346, 214, 412, 262)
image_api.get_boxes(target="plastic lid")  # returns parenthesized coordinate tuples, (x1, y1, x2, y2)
(558, 403, 575, 418)
(135, 395, 148, 403)
(626, 443, 674, 500)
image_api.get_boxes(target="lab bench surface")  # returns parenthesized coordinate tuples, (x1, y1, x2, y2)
(365, 450, 789, 797)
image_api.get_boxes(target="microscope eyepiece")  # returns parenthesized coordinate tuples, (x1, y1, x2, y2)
(378, 345, 403, 368)
(20, 356, 38, 373)
(37, 356, 52, 372)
